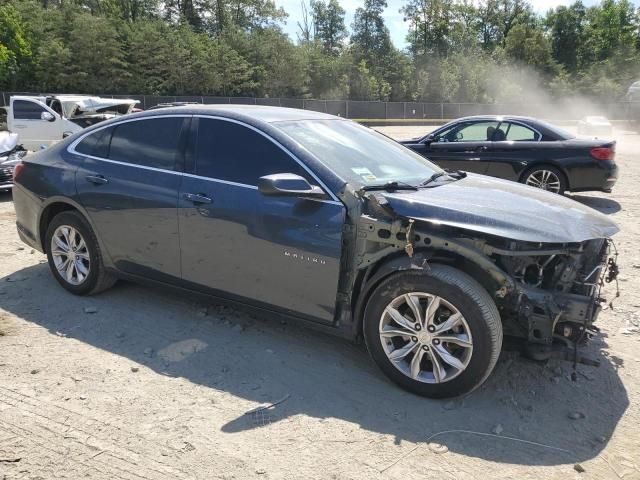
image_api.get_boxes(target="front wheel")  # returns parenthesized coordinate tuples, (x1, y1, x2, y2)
(521, 166, 567, 194)
(363, 265, 502, 398)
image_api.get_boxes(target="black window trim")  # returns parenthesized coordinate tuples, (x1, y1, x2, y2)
(68, 114, 341, 204)
(68, 114, 191, 174)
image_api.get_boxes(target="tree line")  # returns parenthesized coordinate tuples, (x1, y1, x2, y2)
(1, 0, 639, 103)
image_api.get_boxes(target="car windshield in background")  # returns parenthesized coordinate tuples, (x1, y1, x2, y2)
(276, 120, 442, 187)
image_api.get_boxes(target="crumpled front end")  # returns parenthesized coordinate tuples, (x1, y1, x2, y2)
(346, 190, 619, 353)
(486, 237, 618, 346)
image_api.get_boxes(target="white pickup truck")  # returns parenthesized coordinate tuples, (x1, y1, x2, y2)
(5, 95, 139, 150)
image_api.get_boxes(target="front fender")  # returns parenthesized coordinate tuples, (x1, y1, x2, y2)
(352, 252, 432, 338)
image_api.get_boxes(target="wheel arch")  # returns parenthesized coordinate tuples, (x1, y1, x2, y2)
(38, 198, 105, 260)
(351, 248, 503, 339)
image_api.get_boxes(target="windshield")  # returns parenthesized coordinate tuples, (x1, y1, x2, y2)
(275, 120, 442, 187)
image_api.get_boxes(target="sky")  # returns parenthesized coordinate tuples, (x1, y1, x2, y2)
(275, 0, 601, 48)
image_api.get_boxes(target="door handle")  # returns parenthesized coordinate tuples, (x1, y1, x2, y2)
(475, 146, 489, 152)
(86, 175, 109, 185)
(184, 192, 212, 204)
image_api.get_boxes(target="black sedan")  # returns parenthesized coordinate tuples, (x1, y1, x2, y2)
(400, 115, 618, 194)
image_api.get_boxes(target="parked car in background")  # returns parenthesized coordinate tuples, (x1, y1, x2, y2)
(626, 80, 640, 101)
(12, 106, 619, 398)
(577, 116, 613, 137)
(400, 115, 617, 194)
(0, 131, 27, 190)
(5, 95, 139, 150)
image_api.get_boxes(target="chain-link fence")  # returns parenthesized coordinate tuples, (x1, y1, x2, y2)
(1, 92, 637, 121)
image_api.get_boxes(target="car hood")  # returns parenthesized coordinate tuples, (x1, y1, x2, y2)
(379, 174, 618, 243)
(64, 97, 139, 117)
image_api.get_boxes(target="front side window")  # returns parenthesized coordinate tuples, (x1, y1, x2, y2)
(504, 123, 540, 141)
(108, 117, 184, 170)
(13, 100, 47, 120)
(276, 119, 441, 187)
(435, 121, 499, 142)
(194, 118, 311, 185)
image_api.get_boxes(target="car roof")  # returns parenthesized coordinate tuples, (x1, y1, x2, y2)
(453, 115, 539, 123)
(137, 104, 337, 124)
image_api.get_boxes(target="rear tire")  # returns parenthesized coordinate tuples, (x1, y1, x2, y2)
(45, 211, 116, 295)
(521, 165, 567, 194)
(363, 265, 502, 398)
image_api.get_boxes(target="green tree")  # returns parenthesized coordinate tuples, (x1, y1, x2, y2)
(310, 0, 347, 54)
(545, 2, 585, 73)
(503, 23, 558, 74)
(0, 3, 32, 88)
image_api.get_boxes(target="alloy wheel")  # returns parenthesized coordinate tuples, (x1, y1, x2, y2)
(378, 292, 473, 384)
(50, 225, 91, 285)
(525, 169, 561, 193)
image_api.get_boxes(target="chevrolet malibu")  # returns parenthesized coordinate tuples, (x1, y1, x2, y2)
(12, 106, 619, 398)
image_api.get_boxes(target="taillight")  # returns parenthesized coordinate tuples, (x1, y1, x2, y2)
(590, 147, 615, 161)
(13, 162, 25, 181)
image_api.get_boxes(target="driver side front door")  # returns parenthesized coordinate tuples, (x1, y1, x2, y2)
(10, 98, 62, 150)
(424, 120, 499, 174)
(178, 117, 345, 324)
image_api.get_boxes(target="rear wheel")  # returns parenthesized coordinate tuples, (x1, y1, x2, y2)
(363, 265, 502, 398)
(45, 211, 116, 295)
(521, 166, 567, 194)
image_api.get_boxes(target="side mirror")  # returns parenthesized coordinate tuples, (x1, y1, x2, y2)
(258, 173, 325, 198)
(424, 133, 435, 144)
(41, 112, 55, 122)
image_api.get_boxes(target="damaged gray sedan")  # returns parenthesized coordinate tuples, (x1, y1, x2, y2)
(12, 106, 619, 398)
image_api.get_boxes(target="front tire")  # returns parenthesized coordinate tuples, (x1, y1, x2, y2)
(363, 265, 502, 398)
(45, 211, 116, 295)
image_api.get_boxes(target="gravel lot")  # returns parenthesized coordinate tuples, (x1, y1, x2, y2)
(0, 126, 639, 479)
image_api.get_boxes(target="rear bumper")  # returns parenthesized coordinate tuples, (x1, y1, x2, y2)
(13, 184, 45, 253)
(568, 161, 618, 193)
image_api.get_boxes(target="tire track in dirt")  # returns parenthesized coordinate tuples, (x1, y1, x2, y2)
(0, 386, 193, 479)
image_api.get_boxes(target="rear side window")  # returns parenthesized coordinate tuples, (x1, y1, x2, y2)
(75, 127, 113, 158)
(194, 118, 310, 185)
(108, 117, 185, 170)
(13, 100, 47, 120)
(504, 123, 540, 141)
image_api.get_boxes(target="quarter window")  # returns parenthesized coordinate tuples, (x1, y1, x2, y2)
(108, 117, 185, 170)
(194, 118, 310, 185)
(75, 127, 113, 158)
(13, 100, 48, 120)
(504, 123, 540, 141)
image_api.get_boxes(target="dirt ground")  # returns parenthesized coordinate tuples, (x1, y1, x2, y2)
(0, 126, 639, 480)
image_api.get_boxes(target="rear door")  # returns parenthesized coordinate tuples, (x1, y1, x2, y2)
(73, 116, 189, 281)
(485, 121, 542, 180)
(178, 116, 345, 323)
(9, 98, 62, 150)
(422, 120, 499, 174)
